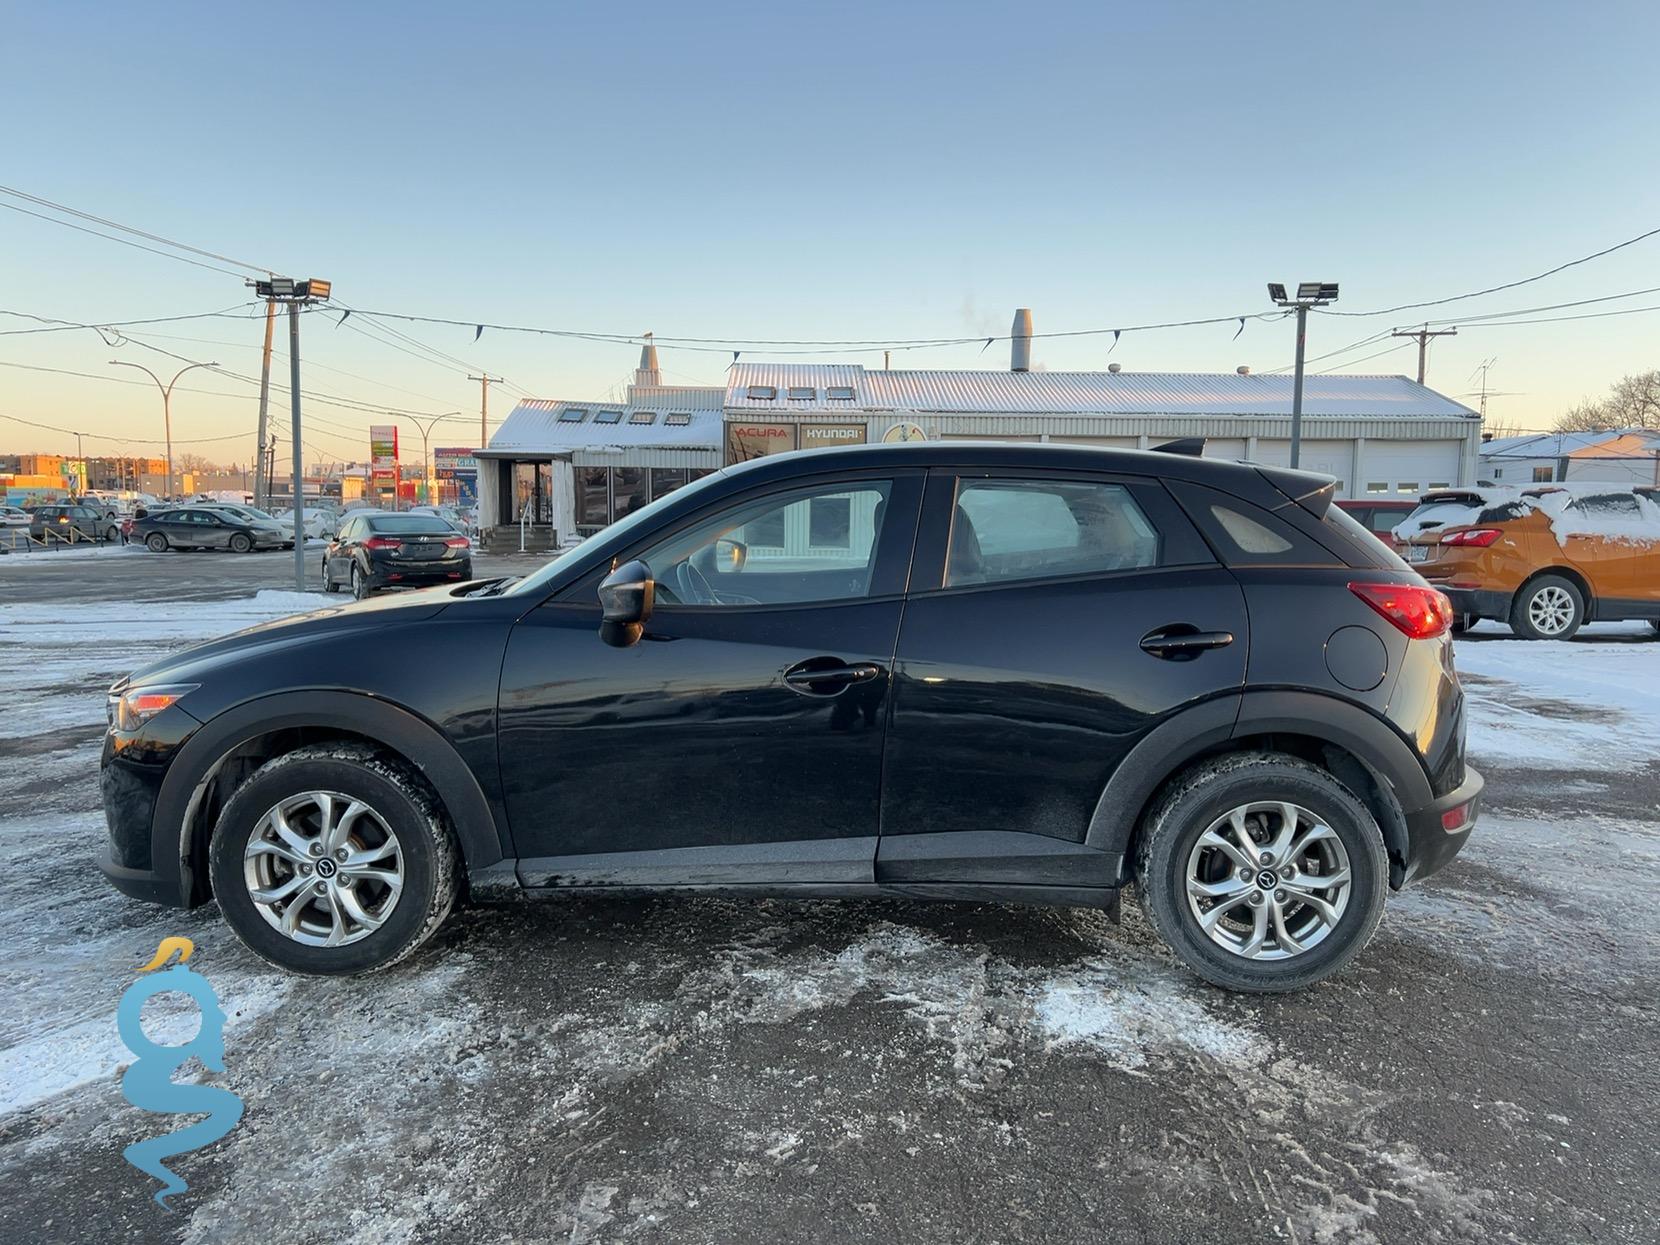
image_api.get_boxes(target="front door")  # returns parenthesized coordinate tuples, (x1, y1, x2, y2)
(497, 471, 924, 883)
(879, 470, 1248, 860)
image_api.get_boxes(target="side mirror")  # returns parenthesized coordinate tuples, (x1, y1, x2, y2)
(713, 538, 748, 573)
(597, 559, 654, 647)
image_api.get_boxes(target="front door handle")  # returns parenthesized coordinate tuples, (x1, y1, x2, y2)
(783, 659, 885, 695)
(1139, 627, 1235, 660)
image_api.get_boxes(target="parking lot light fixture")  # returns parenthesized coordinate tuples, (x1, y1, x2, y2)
(108, 359, 219, 500)
(1266, 280, 1340, 468)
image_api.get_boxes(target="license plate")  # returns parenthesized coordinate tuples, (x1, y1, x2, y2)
(1406, 544, 1430, 562)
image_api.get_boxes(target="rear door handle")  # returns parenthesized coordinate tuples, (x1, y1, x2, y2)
(783, 659, 885, 695)
(1139, 627, 1235, 660)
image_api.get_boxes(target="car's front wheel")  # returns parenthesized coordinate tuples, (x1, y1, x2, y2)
(209, 745, 459, 975)
(321, 557, 339, 593)
(1135, 752, 1388, 992)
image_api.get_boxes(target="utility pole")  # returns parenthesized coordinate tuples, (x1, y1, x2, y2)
(1391, 325, 1458, 385)
(1267, 282, 1341, 468)
(251, 277, 332, 590)
(252, 298, 277, 507)
(468, 374, 503, 449)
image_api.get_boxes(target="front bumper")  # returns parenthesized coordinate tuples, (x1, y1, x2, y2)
(97, 707, 202, 909)
(1396, 764, 1483, 888)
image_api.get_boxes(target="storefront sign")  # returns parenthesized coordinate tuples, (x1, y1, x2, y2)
(800, 424, 867, 451)
(369, 425, 399, 495)
(725, 421, 798, 463)
(881, 421, 927, 444)
(433, 447, 479, 507)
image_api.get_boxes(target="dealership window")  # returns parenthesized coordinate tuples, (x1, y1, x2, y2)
(635, 481, 893, 607)
(1532, 467, 1553, 482)
(787, 386, 816, 401)
(576, 466, 610, 526)
(594, 409, 623, 424)
(1397, 482, 1419, 495)
(613, 467, 649, 519)
(826, 385, 855, 401)
(629, 410, 657, 425)
(1493, 468, 1504, 478)
(1366, 482, 1389, 495)
(808, 495, 851, 547)
(947, 479, 1159, 589)
(649, 467, 691, 499)
(665, 412, 693, 426)
(558, 408, 587, 423)
(1428, 481, 1450, 490)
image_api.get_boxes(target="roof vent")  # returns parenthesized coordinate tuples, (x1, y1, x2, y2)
(826, 385, 855, 401)
(1107, 363, 1122, 374)
(786, 386, 816, 401)
(1236, 366, 1251, 376)
(1011, 308, 1033, 372)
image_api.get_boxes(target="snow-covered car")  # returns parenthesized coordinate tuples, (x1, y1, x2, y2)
(271, 507, 339, 541)
(1396, 483, 1660, 639)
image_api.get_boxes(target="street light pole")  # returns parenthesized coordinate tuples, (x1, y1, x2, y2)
(399, 411, 463, 510)
(109, 359, 219, 499)
(1267, 282, 1340, 470)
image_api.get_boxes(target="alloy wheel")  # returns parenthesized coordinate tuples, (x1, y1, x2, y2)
(243, 790, 404, 947)
(1527, 585, 1575, 636)
(1185, 801, 1352, 960)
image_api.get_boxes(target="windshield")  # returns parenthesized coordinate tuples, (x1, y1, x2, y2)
(504, 469, 729, 597)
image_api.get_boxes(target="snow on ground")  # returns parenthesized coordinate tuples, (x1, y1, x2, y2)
(1454, 620, 1660, 770)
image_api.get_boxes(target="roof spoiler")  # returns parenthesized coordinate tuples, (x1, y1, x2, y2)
(1257, 465, 1336, 518)
(1151, 437, 1205, 457)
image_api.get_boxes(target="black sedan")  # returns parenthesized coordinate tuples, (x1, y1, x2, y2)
(98, 441, 1480, 991)
(132, 505, 288, 553)
(322, 511, 473, 599)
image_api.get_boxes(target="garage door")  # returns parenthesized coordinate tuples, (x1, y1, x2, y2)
(1202, 438, 1248, 464)
(1252, 439, 1355, 496)
(1360, 442, 1462, 498)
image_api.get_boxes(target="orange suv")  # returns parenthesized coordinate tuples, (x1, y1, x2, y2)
(1394, 484, 1660, 640)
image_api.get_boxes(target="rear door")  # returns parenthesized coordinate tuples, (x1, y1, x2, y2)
(878, 469, 1247, 861)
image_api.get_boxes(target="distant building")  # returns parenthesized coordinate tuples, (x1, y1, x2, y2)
(1480, 429, 1660, 486)
(478, 309, 1485, 545)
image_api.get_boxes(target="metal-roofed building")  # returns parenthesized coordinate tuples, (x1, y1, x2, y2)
(1480, 429, 1660, 487)
(476, 341, 722, 546)
(723, 311, 1483, 499)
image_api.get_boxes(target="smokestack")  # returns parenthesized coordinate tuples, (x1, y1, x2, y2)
(634, 332, 661, 387)
(1010, 308, 1033, 372)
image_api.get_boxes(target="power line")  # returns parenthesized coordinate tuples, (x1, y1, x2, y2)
(0, 184, 276, 274)
(1321, 224, 1660, 316)
(0, 411, 250, 445)
(0, 200, 252, 279)
(0, 304, 267, 337)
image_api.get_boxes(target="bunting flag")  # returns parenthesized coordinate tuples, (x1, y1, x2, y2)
(1107, 329, 1121, 355)
(732, 351, 741, 362)
(1233, 317, 1246, 340)
(474, 324, 484, 342)
(979, 337, 994, 354)
(335, 310, 351, 328)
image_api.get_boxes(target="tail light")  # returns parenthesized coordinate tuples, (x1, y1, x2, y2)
(444, 536, 470, 549)
(1348, 581, 1454, 640)
(363, 536, 402, 550)
(1440, 528, 1502, 548)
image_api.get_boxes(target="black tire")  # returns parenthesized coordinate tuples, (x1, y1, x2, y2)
(351, 562, 373, 600)
(321, 557, 340, 593)
(229, 532, 253, 554)
(208, 744, 459, 975)
(1134, 752, 1389, 993)
(1509, 574, 1583, 641)
(145, 532, 168, 553)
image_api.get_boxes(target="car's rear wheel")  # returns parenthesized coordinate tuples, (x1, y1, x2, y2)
(209, 745, 459, 975)
(229, 532, 253, 553)
(1510, 574, 1583, 641)
(1135, 752, 1388, 992)
(145, 532, 168, 553)
(351, 562, 372, 600)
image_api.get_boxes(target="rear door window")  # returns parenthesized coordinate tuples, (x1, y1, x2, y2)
(946, 479, 1161, 588)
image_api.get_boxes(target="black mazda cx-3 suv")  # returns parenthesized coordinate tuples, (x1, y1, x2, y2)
(99, 442, 1481, 991)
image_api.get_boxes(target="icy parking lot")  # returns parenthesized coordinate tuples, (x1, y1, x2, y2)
(0, 563, 1656, 1245)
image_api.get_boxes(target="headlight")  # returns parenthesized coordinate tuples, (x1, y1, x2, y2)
(109, 684, 199, 731)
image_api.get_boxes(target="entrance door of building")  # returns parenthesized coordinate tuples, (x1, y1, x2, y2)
(513, 461, 552, 523)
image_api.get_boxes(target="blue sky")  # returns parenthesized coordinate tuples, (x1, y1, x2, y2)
(4, 0, 1658, 464)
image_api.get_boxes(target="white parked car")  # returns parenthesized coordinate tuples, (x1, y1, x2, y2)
(271, 507, 340, 540)
(0, 504, 31, 528)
